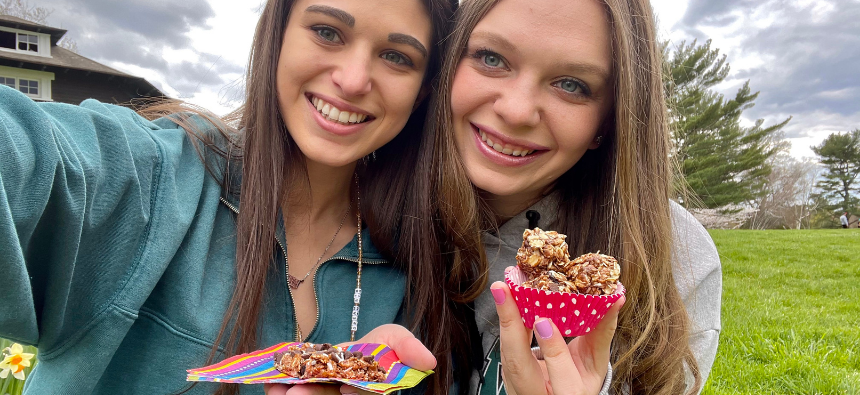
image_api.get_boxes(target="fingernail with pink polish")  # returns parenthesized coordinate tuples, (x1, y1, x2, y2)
(491, 288, 506, 305)
(535, 319, 553, 339)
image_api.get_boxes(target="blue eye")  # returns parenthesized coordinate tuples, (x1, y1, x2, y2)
(471, 49, 508, 70)
(483, 53, 502, 67)
(554, 79, 589, 95)
(312, 26, 342, 43)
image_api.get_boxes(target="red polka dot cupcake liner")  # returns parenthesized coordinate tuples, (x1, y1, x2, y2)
(505, 266, 625, 337)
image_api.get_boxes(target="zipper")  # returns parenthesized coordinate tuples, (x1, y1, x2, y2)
(219, 197, 388, 341)
(220, 197, 302, 341)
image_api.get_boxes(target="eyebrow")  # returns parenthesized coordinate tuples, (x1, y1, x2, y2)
(305, 5, 354, 27)
(469, 31, 516, 53)
(472, 31, 611, 80)
(389, 33, 428, 59)
(554, 61, 611, 80)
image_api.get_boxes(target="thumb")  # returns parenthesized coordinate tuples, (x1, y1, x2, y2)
(339, 324, 437, 371)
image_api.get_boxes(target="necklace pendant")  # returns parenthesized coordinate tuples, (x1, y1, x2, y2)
(288, 274, 303, 290)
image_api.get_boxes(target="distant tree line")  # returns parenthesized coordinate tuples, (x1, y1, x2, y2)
(664, 40, 857, 229)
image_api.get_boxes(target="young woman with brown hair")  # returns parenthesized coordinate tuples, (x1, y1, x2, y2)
(423, 0, 722, 393)
(0, 0, 485, 394)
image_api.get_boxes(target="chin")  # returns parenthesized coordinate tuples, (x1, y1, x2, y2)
(302, 147, 364, 169)
(468, 169, 527, 198)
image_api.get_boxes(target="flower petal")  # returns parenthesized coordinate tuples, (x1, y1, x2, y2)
(0, 368, 9, 379)
(13, 369, 25, 380)
(10, 343, 23, 354)
(21, 353, 35, 360)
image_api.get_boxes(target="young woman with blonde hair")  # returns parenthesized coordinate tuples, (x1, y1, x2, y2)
(423, 0, 723, 393)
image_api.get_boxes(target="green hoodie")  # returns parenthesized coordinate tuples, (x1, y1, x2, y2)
(0, 86, 407, 394)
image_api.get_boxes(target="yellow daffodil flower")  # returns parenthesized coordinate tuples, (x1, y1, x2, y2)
(0, 343, 35, 380)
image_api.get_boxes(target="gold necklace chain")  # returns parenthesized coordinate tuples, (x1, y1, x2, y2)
(351, 174, 363, 342)
(286, 204, 350, 290)
(292, 174, 364, 342)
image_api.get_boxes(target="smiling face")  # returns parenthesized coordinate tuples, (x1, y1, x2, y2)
(451, 0, 614, 215)
(277, 0, 432, 168)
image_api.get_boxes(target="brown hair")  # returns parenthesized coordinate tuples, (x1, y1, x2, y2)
(428, 0, 702, 393)
(142, 0, 475, 394)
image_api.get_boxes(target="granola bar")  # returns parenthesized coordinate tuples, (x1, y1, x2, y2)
(273, 343, 387, 382)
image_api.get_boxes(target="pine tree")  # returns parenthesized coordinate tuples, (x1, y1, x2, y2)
(812, 129, 860, 214)
(665, 40, 789, 209)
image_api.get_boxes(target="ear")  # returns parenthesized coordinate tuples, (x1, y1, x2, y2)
(588, 134, 602, 150)
(588, 114, 614, 150)
(413, 84, 431, 112)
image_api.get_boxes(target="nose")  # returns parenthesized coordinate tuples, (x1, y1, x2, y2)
(493, 76, 541, 128)
(331, 49, 373, 97)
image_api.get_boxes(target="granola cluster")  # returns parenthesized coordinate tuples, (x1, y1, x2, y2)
(516, 228, 620, 296)
(515, 228, 570, 276)
(273, 343, 387, 382)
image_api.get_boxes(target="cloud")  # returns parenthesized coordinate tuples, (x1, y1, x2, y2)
(33, 0, 248, 108)
(674, 0, 860, 154)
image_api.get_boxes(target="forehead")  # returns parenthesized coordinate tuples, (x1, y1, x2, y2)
(473, 0, 612, 68)
(292, 0, 432, 38)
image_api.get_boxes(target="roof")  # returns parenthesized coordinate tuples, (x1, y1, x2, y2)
(0, 14, 67, 45)
(0, 45, 137, 78)
(0, 14, 163, 97)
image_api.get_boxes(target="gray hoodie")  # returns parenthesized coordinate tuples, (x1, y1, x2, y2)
(469, 194, 722, 395)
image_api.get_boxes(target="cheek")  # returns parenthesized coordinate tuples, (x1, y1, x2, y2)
(547, 107, 604, 159)
(450, 65, 487, 121)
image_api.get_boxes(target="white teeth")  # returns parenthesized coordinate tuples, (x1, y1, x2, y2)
(478, 129, 534, 157)
(311, 96, 369, 125)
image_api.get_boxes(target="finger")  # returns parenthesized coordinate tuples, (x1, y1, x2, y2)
(337, 324, 436, 371)
(264, 383, 291, 395)
(339, 384, 378, 395)
(569, 294, 625, 377)
(492, 280, 545, 394)
(533, 317, 583, 394)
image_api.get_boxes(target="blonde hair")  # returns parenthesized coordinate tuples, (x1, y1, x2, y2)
(429, 0, 702, 393)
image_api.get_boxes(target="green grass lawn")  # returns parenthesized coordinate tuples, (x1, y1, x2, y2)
(702, 230, 860, 395)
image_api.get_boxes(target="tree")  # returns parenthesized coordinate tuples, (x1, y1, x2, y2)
(812, 129, 860, 214)
(665, 40, 789, 209)
(0, 0, 78, 53)
(744, 153, 820, 229)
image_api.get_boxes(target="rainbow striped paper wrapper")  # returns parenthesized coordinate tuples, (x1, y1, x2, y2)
(187, 342, 432, 394)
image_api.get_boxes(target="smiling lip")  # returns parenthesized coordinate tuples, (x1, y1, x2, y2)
(306, 93, 375, 136)
(470, 123, 547, 167)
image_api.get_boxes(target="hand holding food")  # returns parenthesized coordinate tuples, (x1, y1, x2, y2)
(506, 228, 625, 336)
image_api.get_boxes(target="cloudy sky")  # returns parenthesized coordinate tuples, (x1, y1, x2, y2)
(33, 0, 859, 158)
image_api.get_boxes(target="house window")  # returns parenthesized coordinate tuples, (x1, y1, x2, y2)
(0, 31, 14, 50)
(17, 34, 38, 52)
(18, 79, 38, 95)
(0, 66, 54, 101)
